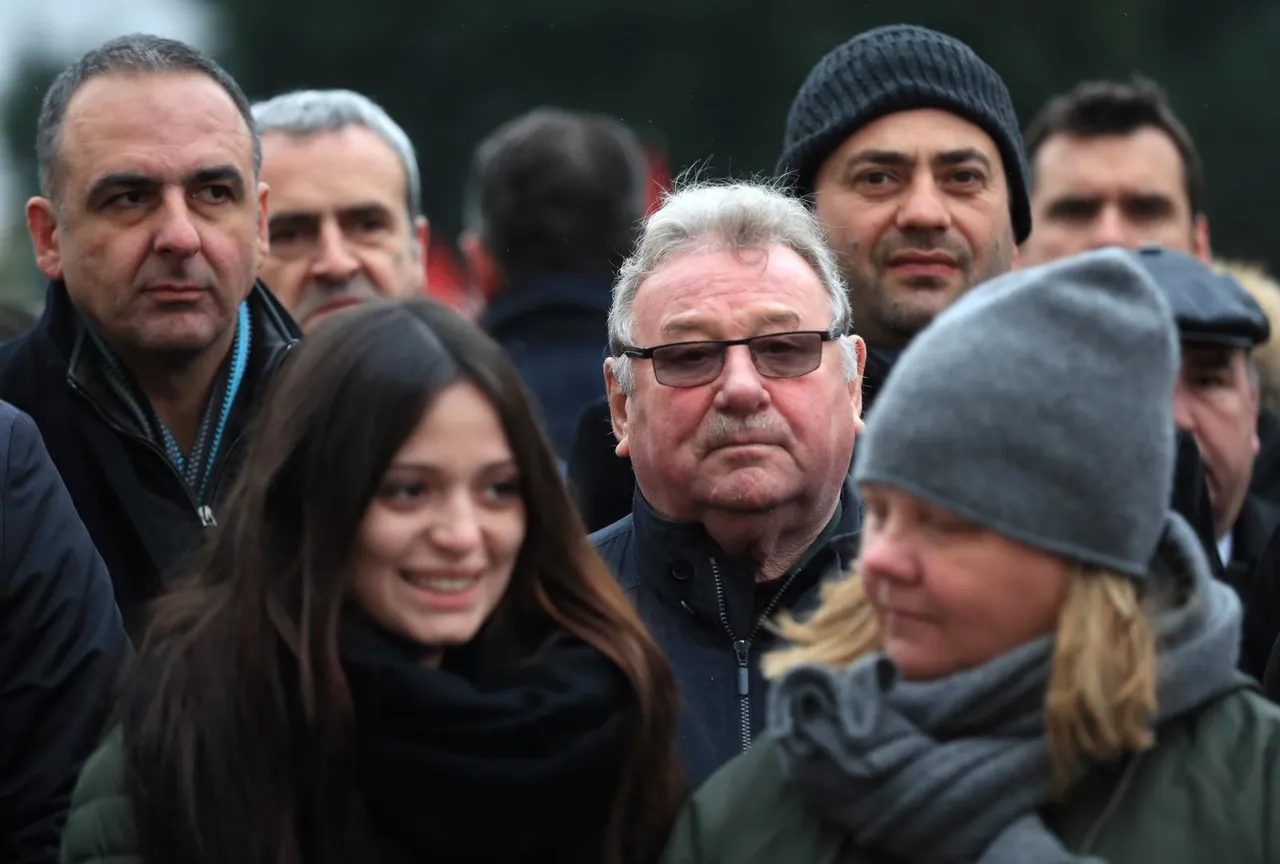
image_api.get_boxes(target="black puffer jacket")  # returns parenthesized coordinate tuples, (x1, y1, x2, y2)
(591, 481, 860, 787)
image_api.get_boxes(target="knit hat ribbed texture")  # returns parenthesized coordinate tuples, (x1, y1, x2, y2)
(778, 24, 1031, 243)
(854, 247, 1180, 577)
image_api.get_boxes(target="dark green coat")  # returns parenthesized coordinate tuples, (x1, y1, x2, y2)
(663, 678, 1280, 864)
(58, 729, 135, 864)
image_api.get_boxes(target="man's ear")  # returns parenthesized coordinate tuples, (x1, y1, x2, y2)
(847, 335, 867, 424)
(414, 216, 430, 293)
(605, 358, 631, 458)
(27, 197, 64, 281)
(1193, 214, 1212, 262)
(1248, 354, 1261, 457)
(256, 182, 271, 270)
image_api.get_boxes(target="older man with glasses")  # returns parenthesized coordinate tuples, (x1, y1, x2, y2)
(591, 179, 865, 786)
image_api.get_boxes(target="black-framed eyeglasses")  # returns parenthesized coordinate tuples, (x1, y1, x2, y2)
(618, 328, 842, 387)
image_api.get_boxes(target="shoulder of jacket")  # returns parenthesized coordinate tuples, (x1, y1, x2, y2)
(1153, 683, 1280, 809)
(665, 735, 838, 863)
(60, 728, 139, 864)
(589, 514, 635, 553)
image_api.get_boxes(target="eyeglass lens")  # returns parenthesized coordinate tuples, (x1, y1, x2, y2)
(651, 332, 825, 386)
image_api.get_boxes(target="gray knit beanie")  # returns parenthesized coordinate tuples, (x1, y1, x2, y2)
(777, 24, 1030, 243)
(854, 247, 1180, 578)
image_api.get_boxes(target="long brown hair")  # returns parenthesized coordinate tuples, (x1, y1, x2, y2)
(122, 299, 686, 864)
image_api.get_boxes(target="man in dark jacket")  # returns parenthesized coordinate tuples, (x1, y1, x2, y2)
(1133, 246, 1280, 676)
(0, 401, 131, 864)
(569, 25, 1029, 530)
(591, 179, 864, 786)
(463, 108, 648, 463)
(2, 34, 300, 639)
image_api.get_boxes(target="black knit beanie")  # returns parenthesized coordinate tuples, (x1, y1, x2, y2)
(777, 24, 1031, 243)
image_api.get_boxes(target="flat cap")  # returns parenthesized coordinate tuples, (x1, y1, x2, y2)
(1134, 245, 1270, 347)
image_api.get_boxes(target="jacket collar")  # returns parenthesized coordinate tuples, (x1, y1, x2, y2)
(631, 476, 861, 638)
(479, 272, 612, 334)
(43, 278, 301, 438)
(1225, 493, 1280, 594)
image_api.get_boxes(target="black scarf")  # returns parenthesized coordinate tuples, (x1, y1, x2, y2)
(341, 616, 631, 863)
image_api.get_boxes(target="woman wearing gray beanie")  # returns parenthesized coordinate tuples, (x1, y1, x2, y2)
(660, 247, 1280, 864)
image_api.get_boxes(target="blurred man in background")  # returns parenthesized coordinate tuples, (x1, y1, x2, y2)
(1021, 76, 1210, 265)
(1019, 79, 1251, 572)
(253, 89, 428, 332)
(463, 107, 647, 461)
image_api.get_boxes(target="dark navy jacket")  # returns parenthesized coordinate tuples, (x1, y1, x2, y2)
(0, 281, 299, 640)
(0, 400, 131, 863)
(481, 273, 611, 462)
(591, 481, 860, 787)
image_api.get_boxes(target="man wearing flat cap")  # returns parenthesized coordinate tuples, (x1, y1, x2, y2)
(1135, 246, 1280, 672)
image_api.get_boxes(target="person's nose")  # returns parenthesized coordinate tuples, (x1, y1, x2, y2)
(895, 175, 952, 233)
(426, 491, 484, 557)
(712, 345, 770, 415)
(308, 220, 361, 285)
(1087, 205, 1131, 250)
(152, 190, 201, 260)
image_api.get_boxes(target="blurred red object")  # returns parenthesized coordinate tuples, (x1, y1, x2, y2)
(423, 234, 482, 320)
(644, 141, 671, 217)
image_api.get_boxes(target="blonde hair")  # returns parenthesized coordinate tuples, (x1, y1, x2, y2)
(764, 565, 1158, 795)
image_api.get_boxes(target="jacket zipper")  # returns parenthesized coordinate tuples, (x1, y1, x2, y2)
(68, 340, 296, 529)
(204, 340, 295, 507)
(68, 378, 214, 527)
(710, 556, 806, 753)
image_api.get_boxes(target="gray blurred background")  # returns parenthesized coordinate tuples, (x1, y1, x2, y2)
(2, 0, 1277, 306)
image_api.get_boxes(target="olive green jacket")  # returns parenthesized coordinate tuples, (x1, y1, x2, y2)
(58, 728, 136, 864)
(663, 678, 1280, 864)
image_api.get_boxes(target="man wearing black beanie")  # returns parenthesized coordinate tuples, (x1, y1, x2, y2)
(777, 23, 1029, 412)
(772, 24, 1225, 584)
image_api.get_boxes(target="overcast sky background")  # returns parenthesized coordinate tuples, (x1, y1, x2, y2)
(0, 0, 213, 209)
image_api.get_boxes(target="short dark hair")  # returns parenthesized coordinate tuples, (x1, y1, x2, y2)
(1024, 76, 1204, 216)
(36, 33, 261, 205)
(464, 107, 649, 284)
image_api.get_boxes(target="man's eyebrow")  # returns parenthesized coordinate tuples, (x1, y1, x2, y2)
(659, 318, 714, 340)
(87, 172, 160, 203)
(932, 148, 992, 170)
(268, 211, 319, 230)
(842, 149, 915, 172)
(184, 164, 246, 191)
(658, 309, 801, 340)
(87, 165, 247, 205)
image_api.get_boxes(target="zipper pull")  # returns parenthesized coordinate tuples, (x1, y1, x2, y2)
(198, 505, 217, 527)
(733, 639, 750, 697)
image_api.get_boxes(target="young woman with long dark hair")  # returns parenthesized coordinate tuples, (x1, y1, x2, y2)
(60, 299, 687, 864)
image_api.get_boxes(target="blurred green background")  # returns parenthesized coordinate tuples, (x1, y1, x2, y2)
(2, 0, 1278, 306)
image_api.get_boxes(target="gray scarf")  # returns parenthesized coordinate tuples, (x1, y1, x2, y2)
(768, 512, 1242, 864)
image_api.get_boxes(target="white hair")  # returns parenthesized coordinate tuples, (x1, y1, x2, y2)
(607, 178, 858, 393)
(252, 88, 423, 224)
